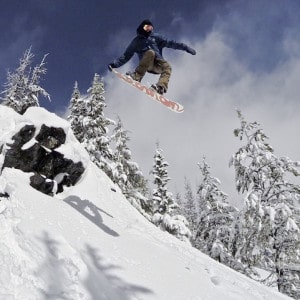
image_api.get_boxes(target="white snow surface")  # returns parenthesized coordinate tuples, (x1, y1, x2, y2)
(0, 106, 291, 300)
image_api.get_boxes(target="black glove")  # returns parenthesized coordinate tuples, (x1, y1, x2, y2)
(185, 46, 196, 55)
(108, 64, 116, 71)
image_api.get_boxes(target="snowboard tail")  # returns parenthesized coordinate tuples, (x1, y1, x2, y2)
(111, 68, 184, 113)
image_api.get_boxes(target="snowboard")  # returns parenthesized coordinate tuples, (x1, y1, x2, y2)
(111, 68, 184, 113)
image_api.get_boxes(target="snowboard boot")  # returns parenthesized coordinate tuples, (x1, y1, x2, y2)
(150, 84, 166, 95)
(126, 71, 142, 82)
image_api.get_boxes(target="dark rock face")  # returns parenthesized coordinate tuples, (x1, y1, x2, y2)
(0, 192, 9, 199)
(36, 125, 66, 149)
(2, 124, 85, 195)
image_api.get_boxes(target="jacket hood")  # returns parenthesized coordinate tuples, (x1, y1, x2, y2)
(136, 19, 153, 36)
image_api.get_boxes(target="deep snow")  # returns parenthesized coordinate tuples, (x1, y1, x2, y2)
(0, 106, 291, 299)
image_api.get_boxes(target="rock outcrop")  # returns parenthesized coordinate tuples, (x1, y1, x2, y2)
(2, 124, 85, 195)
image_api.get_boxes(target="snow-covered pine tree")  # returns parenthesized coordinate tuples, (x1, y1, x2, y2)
(174, 191, 183, 212)
(151, 144, 175, 215)
(230, 110, 300, 297)
(229, 193, 265, 277)
(68, 82, 86, 143)
(1, 48, 50, 114)
(150, 144, 191, 242)
(29, 53, 50, 106)
(81, 74, 115, 177)
(182, 177, 198, 238)
(111, 116, 151, 218)
(194, 157, 237, 265)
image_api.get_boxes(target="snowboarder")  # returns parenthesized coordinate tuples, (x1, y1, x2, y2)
(108, 19, 196, 95)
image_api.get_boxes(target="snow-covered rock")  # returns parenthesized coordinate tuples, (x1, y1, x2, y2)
(0, 107, 87, 195)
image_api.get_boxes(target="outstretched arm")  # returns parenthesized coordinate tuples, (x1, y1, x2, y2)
(157, 35, 196, 55)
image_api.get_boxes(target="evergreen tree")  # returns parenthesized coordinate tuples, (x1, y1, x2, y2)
(182, 177, 197, 237)
(229, 193, 265, 276)
(151, 144, 175, 215)
(68, 81, 86, 143)
(111, 116, 151, 217)
(81, 74, 115, 177)
(1, 48, 50, 114)
(29, 53, 50, 105)
(150, 144, 191, 242)
(230, 110, 300, 297)
(194, 157, 237, 265)
(174, 191, 183, 208)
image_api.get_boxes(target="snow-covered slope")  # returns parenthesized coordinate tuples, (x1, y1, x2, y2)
(0, 106, 291, 300)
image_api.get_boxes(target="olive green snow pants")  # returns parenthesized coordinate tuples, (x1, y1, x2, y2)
(135, 50, 172, 91)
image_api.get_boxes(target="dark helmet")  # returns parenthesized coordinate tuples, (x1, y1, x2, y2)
(136, 19, 153, 36)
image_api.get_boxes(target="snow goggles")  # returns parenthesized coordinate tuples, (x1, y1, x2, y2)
(143, 24, 153, 32)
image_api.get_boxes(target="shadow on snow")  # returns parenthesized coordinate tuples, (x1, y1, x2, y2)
(63, 195, 119, 237)
(84, 244, 154, 300)
(37, 232, 154, 299)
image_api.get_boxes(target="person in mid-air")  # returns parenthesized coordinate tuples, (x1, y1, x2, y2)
(108, 19, 196, 95)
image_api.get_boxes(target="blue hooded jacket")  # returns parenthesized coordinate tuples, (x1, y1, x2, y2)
(111, 20, 193, 68)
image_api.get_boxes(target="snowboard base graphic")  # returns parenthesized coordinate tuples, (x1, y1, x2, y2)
(111, 68, 184, 113)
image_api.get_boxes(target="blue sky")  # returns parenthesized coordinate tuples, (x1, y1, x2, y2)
(1, 0, 300, 110)
(0, 0, 217, 110)
(2, 0, 300, 200)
